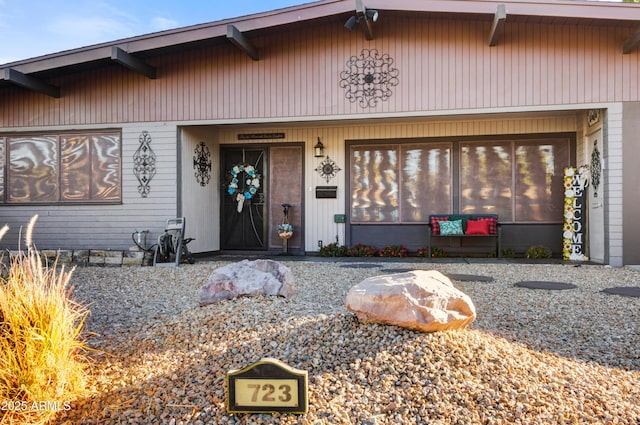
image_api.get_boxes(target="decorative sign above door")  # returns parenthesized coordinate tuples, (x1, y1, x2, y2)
(339, 48, 399, 108)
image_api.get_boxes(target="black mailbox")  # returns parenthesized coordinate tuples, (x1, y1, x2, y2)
(315, 186, 337, 199)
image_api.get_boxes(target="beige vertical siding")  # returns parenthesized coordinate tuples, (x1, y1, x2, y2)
(1, 17, 639, 127)
(180, 127, 220, 253)
(0, 123, 179, 251)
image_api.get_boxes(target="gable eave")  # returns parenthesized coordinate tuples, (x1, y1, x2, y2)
(2, 0, 639, 77)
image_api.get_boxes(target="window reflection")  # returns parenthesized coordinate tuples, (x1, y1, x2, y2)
(460, 142, 512, 218)
(8, 136, 59, 202)
(401, 144, 451, 221)
(351, 146, 398, 222)
(350, 138, 569, 224)
(4, 133, 121, 204)
(515, 141, 567, 221)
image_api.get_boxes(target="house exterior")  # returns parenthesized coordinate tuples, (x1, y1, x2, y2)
(1, 0, 639, 266)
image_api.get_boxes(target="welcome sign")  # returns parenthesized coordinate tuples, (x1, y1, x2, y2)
(562, 167, 588, 261)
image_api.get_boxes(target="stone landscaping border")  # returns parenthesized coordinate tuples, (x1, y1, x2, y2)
(1, 249, 152, 267)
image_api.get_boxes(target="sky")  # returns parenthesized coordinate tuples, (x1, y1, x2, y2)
(0, 0, 307, 65)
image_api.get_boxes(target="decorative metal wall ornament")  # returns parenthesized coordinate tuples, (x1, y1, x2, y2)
(193, 142, 212, 186)
(590, 140, 602, 198)
(133, 131, 156, 198)
(315, 156, 342, 183)
(587, 109, 600, 127)
(339, 49, 399, 108)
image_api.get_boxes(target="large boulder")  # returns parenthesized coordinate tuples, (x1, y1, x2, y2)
(345, 270, 476, 332)
(199, 259, 295, 306)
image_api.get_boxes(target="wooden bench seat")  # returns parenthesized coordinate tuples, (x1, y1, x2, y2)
(427, 214, 501, 258)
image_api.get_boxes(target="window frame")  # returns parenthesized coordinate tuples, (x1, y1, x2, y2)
(0, 130, 123, 206)
(347, 134, 574, 225)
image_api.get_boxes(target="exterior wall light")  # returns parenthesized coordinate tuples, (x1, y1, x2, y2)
(314, 137, 325, 157)
(344, 8, 379, 30)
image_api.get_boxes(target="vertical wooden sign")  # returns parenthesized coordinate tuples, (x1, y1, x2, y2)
(562, 167, 588, 261)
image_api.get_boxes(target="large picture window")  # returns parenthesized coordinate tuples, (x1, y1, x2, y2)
(1, 132, 121, 204)
(350, 136, 571, 224)
(350, 143, 452, 223)
(351, 145, 399, 222)
(514, 140, 568, 222)
(460, 142, 512, 218)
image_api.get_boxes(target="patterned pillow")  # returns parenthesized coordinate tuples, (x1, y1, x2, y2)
(449, 215, 469, 233)
(430, 216, 449, 235)
(439, 220, 464, 236)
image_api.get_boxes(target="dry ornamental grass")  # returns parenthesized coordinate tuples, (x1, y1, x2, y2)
(0, 216, 91, 425)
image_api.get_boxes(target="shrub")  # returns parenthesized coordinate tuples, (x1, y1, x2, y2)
(525, 245, 553, 259)
(417, 246, 447, 258)
(378, 245, 409, 258)
(416, 247, 430, 257)
(346, 243, 378, 257)
(501, 248, 517, 258)
(0, 216, 90, 425)
(319, 242, 347, 257)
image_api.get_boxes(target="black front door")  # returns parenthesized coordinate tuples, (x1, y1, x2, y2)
(221, 148, 267, 250)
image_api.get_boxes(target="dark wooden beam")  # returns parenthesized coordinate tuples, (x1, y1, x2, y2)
(2, 68, 60, 98)
(488, 4, 507, 47)
(111, 47, 156, 79)
(623, 25, 640, 54)
(226, 25, 259, 61)
(356, 0, 374, 41)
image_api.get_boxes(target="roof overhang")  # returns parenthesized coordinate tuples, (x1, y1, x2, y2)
(2, 0, 640, 95)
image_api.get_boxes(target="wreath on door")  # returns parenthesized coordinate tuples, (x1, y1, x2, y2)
(227, 163, 261, 213)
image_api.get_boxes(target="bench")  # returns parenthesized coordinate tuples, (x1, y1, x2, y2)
(427, 214, 502, 258)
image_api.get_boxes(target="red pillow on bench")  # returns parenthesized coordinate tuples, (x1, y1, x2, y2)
(465, 219, 490, 235)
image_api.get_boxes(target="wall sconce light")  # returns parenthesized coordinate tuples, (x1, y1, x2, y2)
(314, 137, 325, 157)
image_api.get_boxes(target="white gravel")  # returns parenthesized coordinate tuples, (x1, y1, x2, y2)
(52, 259, 640, 424)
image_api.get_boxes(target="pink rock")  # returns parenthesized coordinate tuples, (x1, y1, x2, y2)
(199, 259, 295, 306)
(345, 270, 476, 332)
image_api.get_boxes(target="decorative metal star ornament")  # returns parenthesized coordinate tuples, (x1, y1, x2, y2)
(315, 156, 341, 183)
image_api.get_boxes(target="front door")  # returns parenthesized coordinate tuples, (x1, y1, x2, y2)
(221, 148, 267, 250)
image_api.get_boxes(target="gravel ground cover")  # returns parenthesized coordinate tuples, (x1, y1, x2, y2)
(52, 260, 640, 424)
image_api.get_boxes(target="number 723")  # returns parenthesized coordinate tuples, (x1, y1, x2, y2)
(234, 379, 299, 407)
